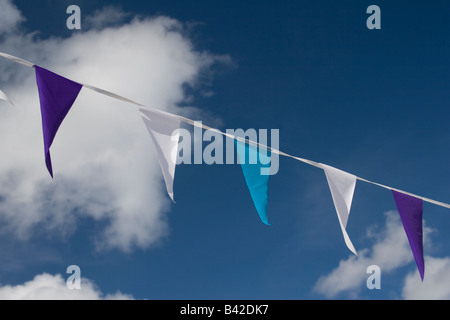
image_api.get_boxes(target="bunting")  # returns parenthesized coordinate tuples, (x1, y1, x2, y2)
(34, 65, 83, 178)
(236, 140, 271, 225)
(140, 107, 181, 202)
(1, 52, 449, 282)
(320, 164, 357, 255)
(392, 190, 425, 281)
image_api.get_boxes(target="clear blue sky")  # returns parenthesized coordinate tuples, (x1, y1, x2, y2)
(1, 0, 450, 300)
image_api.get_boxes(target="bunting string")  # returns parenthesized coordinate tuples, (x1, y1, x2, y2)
(1, 52, 449, 280)
(0, 52, 443, 207)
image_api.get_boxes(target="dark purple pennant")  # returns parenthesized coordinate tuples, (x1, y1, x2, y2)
(34, 65, 82, 178)
(392, 190, 425, 281)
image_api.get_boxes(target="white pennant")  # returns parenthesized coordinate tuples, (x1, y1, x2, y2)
(320, 163, 358, 255)
(0, 89, 13, 106)
(140, 108, 181, 202)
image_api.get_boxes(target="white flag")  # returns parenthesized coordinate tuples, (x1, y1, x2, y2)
(0, 89, 13, 105)
(140, 108, 181, 202)
(320, 163, 357, 255)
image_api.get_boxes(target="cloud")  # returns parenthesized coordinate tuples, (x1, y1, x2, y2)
(0, 1, 230, 252)
(313, 211, 433, 298)
(314, 210, 450, 299)
(0, 273, 133, 300)
(84, 5, 132, 30)
(402, 256, 450, 300)
(0, 0, 24, 35)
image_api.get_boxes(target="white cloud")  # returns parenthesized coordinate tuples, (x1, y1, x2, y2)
(0, 1, 230, 251)
(0, 0, 24, 35)
(0, 273, 133, 300)
(314, 210, 450, 299)
(84, 5, 132, 30)
(313, 211, 433, 298)
(402, 256, 450, 300)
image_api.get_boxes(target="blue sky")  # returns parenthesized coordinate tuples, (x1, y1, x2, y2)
(0, 0, 449, 300)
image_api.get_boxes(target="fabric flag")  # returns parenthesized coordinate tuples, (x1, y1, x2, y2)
(34, 65, 83, 178)
(392, 190, 425, 281)
(320, 164, 358, 255)
(140, 108, 181, 202)
(235, 140, 271, 225)
(0, 89, 13, 105)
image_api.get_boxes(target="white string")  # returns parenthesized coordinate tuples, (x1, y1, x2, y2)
(1, 52, 449, 209)
(0, 52, 35, 68)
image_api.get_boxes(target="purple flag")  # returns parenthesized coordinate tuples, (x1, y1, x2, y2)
(35, 65, 82, 178)
(392, 190, 425, 281)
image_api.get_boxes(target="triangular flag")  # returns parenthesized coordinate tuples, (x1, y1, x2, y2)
(320, 164, 358, 255)
(235, 140, 271, 225)
(140, 108, 181, 202)
(0, 89, 13, 105)
(392, 190, 425, 281)
(34, 65, 83, 178)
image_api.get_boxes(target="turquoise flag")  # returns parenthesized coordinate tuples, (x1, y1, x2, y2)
(235, 140, 271, 225)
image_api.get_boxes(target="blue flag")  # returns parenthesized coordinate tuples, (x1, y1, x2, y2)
(235, 140, 271, 225)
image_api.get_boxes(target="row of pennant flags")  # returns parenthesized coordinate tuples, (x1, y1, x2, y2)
(0, 52, 448, 282)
